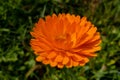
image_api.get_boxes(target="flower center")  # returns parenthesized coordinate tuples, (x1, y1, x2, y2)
(54, 34, 70, 50)
(55, 34, 69, 41)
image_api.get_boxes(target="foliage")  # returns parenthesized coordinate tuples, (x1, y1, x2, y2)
(0, 0, 120, 80)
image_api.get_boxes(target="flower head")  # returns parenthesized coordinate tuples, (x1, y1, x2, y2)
(30, 13, 101, 68)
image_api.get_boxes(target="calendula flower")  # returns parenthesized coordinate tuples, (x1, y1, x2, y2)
(30, 13, 101, 68)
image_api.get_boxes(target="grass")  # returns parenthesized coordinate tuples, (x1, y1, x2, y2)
(0, 0, 120, 80)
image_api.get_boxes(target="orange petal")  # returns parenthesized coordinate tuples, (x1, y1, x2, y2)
(30, 32, 44, 39)
(83, 57, 89, 63)
(66, 14, 75, 23)
(55, 55, 63, 62)
(30, 39, 44, 52)
(36, 56, 45, 62)
(89, 32, 101, 42)
(66, 59, 72, 68)
(77, 34, 94, 47)
(72, 54, 83, 61)
(40, 52, 48, 57)
(71, 33, 77, 47)
(50, 60, 57, 67)
(42, 59, 50, 65)
(47, 51, 57, 59)
(66, 52, 73, 56)
(58, 63, 64, 68)
(73, 61, 79, 67)
(45, 15, 52, 22)
(87, 53, 97, 57)
(76, 17, 87, 38)
(84, 39, 101, 47)
(30, 39, 51, 51)
(87, 26, 97, 35)
(81, 46, 101, 53)
(79, 60, 86, 66)
(78, 21, 91, 38)
(83, 53, 97, 57)
(62, 56, 69, 64)
(31, 45, 44, 53)
(75, 15, 80, 23)
(74, 45, 101, 53)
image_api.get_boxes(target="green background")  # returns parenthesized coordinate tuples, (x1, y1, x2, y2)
(0, 0, 120, 80)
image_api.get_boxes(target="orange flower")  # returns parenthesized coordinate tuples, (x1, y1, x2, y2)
(30, 13, 101, 68)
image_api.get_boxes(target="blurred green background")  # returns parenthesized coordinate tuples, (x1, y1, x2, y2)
(0, 0, 120, 80)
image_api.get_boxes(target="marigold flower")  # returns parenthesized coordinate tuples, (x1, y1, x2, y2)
(30, 13, 101, 68)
